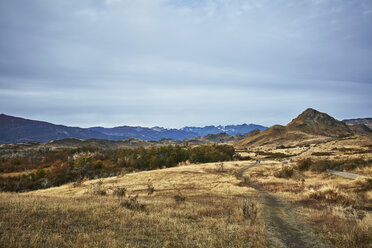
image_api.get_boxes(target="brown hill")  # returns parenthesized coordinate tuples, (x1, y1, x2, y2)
(286, 108, 352, 137)
(236, 108, 352, 148)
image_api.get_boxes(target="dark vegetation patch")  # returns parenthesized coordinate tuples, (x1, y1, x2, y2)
(0, 144, 235, 192)
(274, 167, 294, 178)
(296, 158, 372, 173)
(332, 147, 372, 154)
(311, 152, 334, 156)
(255, 151, 292, 159)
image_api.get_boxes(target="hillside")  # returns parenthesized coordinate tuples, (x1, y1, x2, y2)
(286, 108, 352, 137)
(0, 114, 110, 144)
(343, 118, 372, 129)
(236, 108, 353, 148)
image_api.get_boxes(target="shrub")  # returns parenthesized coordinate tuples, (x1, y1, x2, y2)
(297, 158, 313, 171)
(353, 178, 372, 192)
(174, 189, 186, 204)
(174, 194, 185, 203)
(306, 186, 355, 206)
(215, 162, 224, 172)
(89, 180, 107, 195)
(274, 167, 294, 178)
(111, 186, 127, 199)
(147, 181, 154, 195)
(120, 195, 145, 211)
(242, 200, 258, 223)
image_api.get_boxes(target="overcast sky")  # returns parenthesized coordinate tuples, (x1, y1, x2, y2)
(0, 0, 371, 128)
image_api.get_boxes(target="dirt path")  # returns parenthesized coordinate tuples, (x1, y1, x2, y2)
(237, 163, 331, 248)
(327, 169, 365, 179)
(283, 145, 314, 165)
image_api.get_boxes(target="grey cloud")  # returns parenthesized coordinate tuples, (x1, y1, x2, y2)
(0, 0, 371, 127)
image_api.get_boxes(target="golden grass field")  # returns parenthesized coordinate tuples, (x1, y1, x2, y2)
(0, 135, 371, 247)
(0, 161, 268, 248)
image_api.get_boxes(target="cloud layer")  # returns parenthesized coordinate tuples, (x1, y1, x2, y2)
(1, 0, 371, 127)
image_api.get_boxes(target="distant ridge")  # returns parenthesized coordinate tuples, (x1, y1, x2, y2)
(236, 108, 354, 147)
(342, 118, 372, 129)
(0, 114, 110, 144)
(0, 113, 267, 144)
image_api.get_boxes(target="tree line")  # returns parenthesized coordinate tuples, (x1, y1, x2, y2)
(0, 144, 236, 192)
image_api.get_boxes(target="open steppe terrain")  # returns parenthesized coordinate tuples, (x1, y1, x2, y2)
(1, 161, 268, 248)
(1, 133, 371, 247)
(1, 109, 371, 247)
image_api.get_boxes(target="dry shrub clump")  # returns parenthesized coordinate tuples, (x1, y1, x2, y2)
(274, 166, 294, 179)
(111, 185, 127, 199)
(147, 180, 155, 195)
(174, 192, 186, 204)
(88, 180, 107, 195)
(352, 177, 372, 192)
(87, 182, 146, 211)
(215, 162, 224, 172)
(306, 186, 355, 206)
(120, 194, 145, 211)
(242, 200, 258, 224)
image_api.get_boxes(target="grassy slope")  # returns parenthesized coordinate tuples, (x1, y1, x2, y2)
(0, 161, 267, 248)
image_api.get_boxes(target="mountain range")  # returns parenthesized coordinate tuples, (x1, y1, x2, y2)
(0, 113, 267, 144)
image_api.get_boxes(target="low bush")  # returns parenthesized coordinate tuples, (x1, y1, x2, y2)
(353, 178, 372, 192)
(120, 194, 145, 211)
(242, 200, 258, 223)
(174, 189, 186, 204)
(274, 167, 294, 178)
(147, 181, 154, 195)
(111, 185, 127, 199)
(88, 180, 107, 195)
(306, 186, 355, 206)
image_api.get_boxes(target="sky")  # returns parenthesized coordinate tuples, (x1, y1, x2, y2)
(0, 0, 371, 128)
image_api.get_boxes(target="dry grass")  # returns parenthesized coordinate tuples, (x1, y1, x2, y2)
(304, 206, 372, 248)
(242, 136, 372, 247)
(0, 161, 267, 248)
(1, 135, 371, 247)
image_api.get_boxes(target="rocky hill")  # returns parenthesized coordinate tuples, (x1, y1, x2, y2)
(286, 108, 352, 137)
(236, 108, 353, 148)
